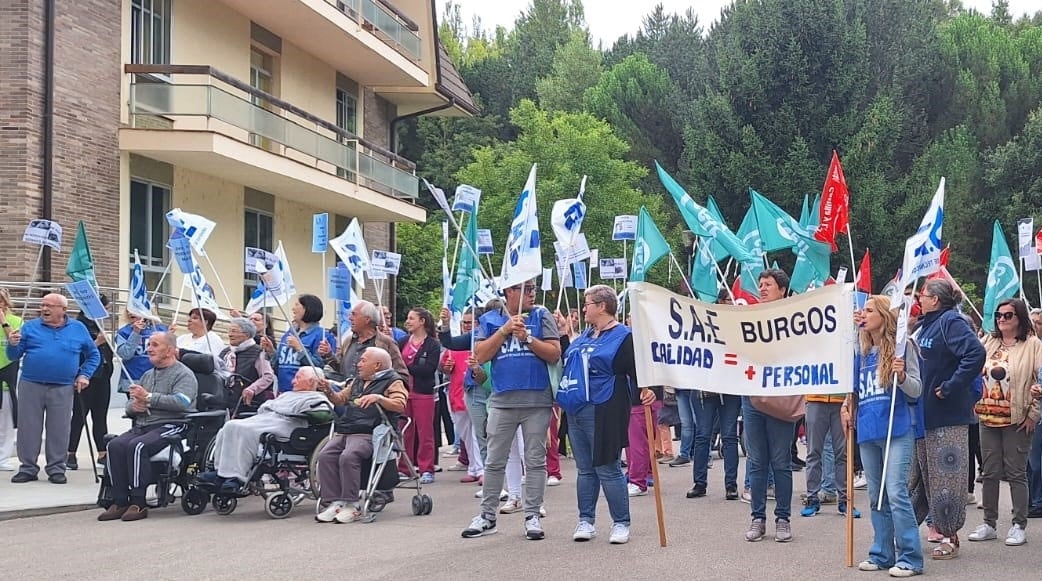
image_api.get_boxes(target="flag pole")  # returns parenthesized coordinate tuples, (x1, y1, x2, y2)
(846, 231, 857, 284)
(1036, 270, 1041, 309)
(878, 278, 918, 510)
(172, 275, 187, 327)
(200, 252, 234, 312)
(270, 289, 319, 369)
(667, 254, 696, 299)
(148, 261, 173, 306)
(643, 399, 667, 547)
(21, 245, 46, 319)
(450, 211, 465, 273)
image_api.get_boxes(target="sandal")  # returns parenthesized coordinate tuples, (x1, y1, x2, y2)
(931, 536, 959, 560)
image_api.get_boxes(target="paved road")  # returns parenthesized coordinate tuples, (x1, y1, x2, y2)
(2, 452, 1036, 580)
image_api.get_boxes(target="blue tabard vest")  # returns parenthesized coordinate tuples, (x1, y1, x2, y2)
(479, 306, 551, 393)
(556, 325, 631, 415)
(854, 348, 915, 444)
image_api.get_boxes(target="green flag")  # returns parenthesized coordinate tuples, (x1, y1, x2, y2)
(750, 190, 831, 292)
(736, 207, 765, 295)
(451, 213, 481, 312)
(631, 206, 671, 282)
(690, 238, 721, 302)
(798, 194, 811, 227)
(982, 220, 1021, 333)
(66, 221, 96, 283)
(656, 162, 756, 263)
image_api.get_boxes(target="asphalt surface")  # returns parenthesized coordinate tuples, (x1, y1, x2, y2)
(2, 451, 1037, 580)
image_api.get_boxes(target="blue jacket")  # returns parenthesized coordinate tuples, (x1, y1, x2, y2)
(6, 316, 100, 385)
(916, 309, 986, 430)
(273, 324, 329, 392)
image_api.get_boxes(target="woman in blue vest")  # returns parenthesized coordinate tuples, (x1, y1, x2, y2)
(273, 294, 326, 393)
(115, 309, 167, 394)
(557, 284, 655, 545)
(844, 295, 924, 577)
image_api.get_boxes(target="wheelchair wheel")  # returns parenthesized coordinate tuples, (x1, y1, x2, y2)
(181, 487, 209, 515)
(307, 434, 329, 500)
(264, 492, 294, 519)
(411, 495, 423, 516)
(212, 494, 237, 516)
(420, 494, 433, 516)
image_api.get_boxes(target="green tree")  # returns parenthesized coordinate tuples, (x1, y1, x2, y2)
(535, 30, 604, 113)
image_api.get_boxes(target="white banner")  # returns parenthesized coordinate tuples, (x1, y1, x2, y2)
(22, 219, 63, 251)
(628, 282, 856, 395)
(612, 215, 637, 241)
(553, 233, 591, 266)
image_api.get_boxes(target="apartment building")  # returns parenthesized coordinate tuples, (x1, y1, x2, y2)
(0, 0, 475, 321)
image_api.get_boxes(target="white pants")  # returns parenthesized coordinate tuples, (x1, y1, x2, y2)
(0, 391, 14, 462)
(505, 426, 523, 499)
(451, 410, 483, 477)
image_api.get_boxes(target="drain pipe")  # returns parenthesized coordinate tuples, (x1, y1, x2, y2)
(41, 0, 56, 283)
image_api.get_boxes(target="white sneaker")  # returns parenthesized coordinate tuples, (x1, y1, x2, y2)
(500, 489, 509, 501)
(474, 488, 483, 498)
(573, 520, 596, 541)
(539, 505, 547, 517)
(888, 566, 921, 577)
(967, 522, 997, 541)
(524, 514, 545, 540)
(316, 501, 346, 523)
(0, 459, 18, 471)
(609, 523, 630, 544)
(499, 498, 523, 514)
(334, 504, 363, 523)
(627, 483, 647, 497)
(1005, 524, 1027, 546)
(547, 475, 561, 486)
(858, 561, 882, 571)
(853, 472, 868, 490)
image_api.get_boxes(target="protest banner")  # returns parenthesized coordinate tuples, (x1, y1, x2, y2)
(312, 213, 329, 254)
(452, 184, 482, 214)
(612, 215, 637, 241)
(627, 282, 856, 395)
(23, 219, 63, 251)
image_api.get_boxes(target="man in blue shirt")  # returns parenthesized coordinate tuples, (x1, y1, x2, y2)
(5, 293, 100, 483)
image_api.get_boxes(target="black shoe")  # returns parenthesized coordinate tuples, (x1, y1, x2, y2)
(686, 484, 707, 498)
(11, 472, 38, 483)
(668, 456, 691, 467)
(48, 473, 68, 484)
(1028, 507, 1042, 518)
(66, 454, 78, 471)
(726, 486, 740, 500)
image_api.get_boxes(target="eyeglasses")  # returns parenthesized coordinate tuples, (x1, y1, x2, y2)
(994, 311, 1016, 321)
(919, 294, 935, 300)
(509, 286, 537, 294)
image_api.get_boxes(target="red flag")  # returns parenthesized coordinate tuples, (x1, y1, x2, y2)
(939, 244, 950, 268)
(814, 150, 850, 251)
(854, 249, 872, 293)
(731, 277, 759, 305)
(1035, 230, 1042, 255)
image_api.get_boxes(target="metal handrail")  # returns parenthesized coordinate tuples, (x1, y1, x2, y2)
(325, 0, 422, 60)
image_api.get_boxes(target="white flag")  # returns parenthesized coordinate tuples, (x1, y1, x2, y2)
(165, 208, 216, 255)
(329, 218, 371, 288)
(245, 241, 296, 313)
(897, 177, 945, 301)
(128, 250, 160, 322)
(183, 264, 227, 320)
(500, 164, 543, 287)
(551, 197, 586, 251)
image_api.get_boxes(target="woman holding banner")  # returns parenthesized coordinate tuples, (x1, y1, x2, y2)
(557, 284, 654, 545)
(273, 295, 326, 393)
(910, 279, 986, 560)
(844, 295, 923, 577)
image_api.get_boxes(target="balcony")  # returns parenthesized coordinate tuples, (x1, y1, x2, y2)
(218, 0, 428, 87)
(120, 65, 425, 223)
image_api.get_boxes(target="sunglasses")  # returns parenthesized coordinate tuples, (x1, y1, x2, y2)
(994, 311, 1016, 321)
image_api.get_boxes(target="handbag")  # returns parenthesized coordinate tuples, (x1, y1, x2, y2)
(750, 395, 805, 423)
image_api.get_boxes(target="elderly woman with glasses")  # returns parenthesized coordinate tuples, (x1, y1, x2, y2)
(910, 279, 986, 560)
(557, 284, 654, 545)
(965, 298, 1042, 547)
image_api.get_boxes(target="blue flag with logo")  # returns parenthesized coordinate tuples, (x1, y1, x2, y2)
(982, 220, 1021, 333)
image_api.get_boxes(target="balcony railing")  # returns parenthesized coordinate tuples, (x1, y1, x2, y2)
(124, 65, 418, 200)
(328, 0, 422, 61)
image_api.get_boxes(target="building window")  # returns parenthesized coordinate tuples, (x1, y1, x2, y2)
(336, 87, 358, 178)
(131, 0, 171, 65)
(250, 47, 279, 151)
(243, 208, 274, 306)
(129, 179, 171, 297)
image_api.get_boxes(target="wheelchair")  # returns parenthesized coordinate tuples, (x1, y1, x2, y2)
(191, 409, 334, 519)
(97, 350, 228, 515)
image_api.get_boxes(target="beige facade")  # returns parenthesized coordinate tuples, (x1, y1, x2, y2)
(1, 0, 475, 327)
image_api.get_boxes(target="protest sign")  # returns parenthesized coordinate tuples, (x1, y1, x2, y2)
(612, 215, 637, 241)
(23, 219, 63, 251)
(312, 213, 329, 254)
(66, 280, 109, 320)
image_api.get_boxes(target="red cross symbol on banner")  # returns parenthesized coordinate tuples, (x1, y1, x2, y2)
(744, 365, 757, 381)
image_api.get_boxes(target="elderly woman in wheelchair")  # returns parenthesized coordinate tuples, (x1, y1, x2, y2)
(315, 347, 408, 523)
(196, 366, 331, 503)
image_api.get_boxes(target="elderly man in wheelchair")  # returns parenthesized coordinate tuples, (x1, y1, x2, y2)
(315, 347, 408, 523)
(197, 365, 332, 495)
(98, 332, 198, 522)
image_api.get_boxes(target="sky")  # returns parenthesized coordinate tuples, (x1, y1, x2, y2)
(437, 0, 1039, 47)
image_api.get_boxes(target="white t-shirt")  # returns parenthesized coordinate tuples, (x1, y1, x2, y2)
(176, 331, 227, 373)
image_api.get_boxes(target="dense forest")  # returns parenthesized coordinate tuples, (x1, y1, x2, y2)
(394, 0, 1042, 316)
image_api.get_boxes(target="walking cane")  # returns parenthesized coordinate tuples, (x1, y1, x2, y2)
(642, 392, 667, 547)
(77, 392, 100, 483)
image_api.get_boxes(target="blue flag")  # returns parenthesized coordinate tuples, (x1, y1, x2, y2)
(631, 206, 671, 282)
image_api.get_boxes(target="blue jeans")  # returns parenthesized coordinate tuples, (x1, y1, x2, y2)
(693, 392, 740, 489)
(1028, 419, 1042, 511)
(742, 398, 795, 520)
(822, 434, 836, 495)
(675, 390, 696, 460)
(569, 404, 630, 526)
(859, 432, 923, 572)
